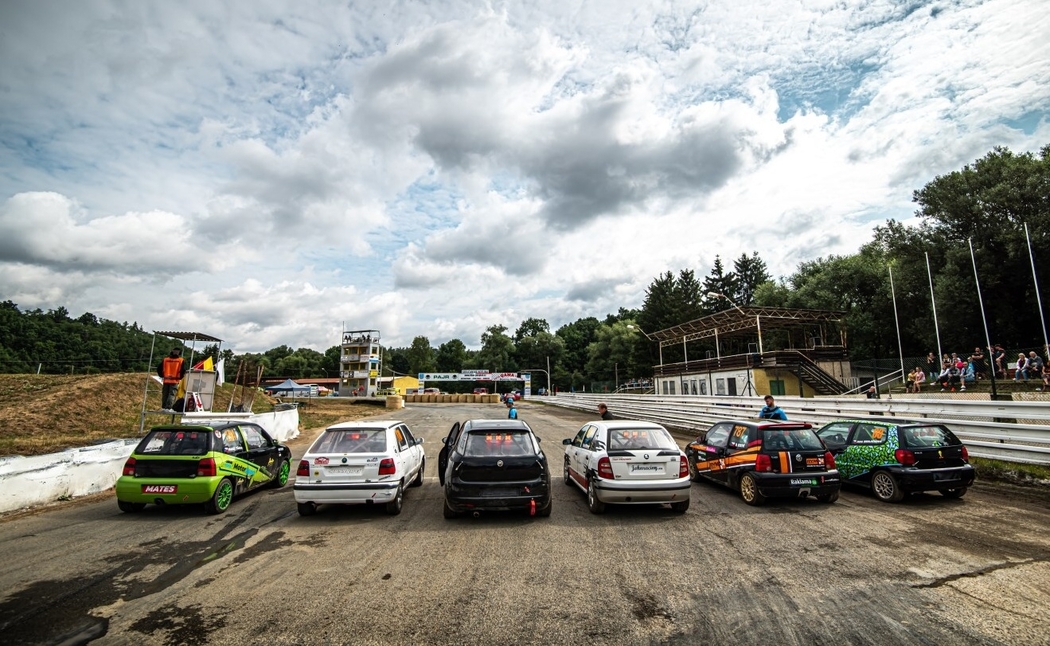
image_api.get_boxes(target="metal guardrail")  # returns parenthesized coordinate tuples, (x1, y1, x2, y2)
(541, 393, 1050, 465)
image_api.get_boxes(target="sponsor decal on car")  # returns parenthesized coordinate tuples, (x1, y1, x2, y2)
(806, 457, 825, 467)
(789, 478, 817, 486)
(142, 485, 177, 494)
(314, 457, 329, 465)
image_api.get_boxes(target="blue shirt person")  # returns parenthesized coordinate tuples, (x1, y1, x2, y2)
(507, 401, 518, 419)
(758, 395, 787, 420)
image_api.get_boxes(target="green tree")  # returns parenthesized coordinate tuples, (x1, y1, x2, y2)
(435, 339, 468, 372)
(733, 252, 772, 304)
(406, 336, 436, 375)
(477, 325, 516, 372)
(701, 256, 739, 311)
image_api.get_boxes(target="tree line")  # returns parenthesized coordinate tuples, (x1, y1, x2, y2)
(3, 144, 1048, 389)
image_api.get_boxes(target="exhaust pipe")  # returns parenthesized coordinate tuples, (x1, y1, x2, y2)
(472, 511, 480, 519)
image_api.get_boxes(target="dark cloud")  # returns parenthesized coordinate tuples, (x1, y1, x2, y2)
(566, 277, 627, 302)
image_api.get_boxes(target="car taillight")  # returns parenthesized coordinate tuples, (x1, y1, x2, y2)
(297, 460, 310, 476)
(824, 451, 836, 470)
(678, 456, 689, 478)
(755, 454, 772, 472)
(597, 457, 614, 479)
(894, 449, 916, 466)
(379, 458, 396, 475)
(961, 446, 969, 462)
(122, 457, 136, 476)
(196, 458, 216, 477)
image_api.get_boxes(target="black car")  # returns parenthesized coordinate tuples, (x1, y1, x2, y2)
(686, 419, 841, 506)
(814, 419, 975, 502)
(440, 419, 552, 518)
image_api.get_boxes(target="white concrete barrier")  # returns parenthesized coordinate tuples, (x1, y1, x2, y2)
(0, 409, 300, 514)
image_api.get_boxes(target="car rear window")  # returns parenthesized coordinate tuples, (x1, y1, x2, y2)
(899, 425, 961, 448)
(462, 430, 536, 457)
(138, 429, 212, 455)
(761, 429, 824, 451)
(312, 429, 388, 453)
(607, 427, 678, 451)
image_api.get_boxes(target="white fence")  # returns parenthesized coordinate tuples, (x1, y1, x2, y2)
(544, 393, 1050, 465)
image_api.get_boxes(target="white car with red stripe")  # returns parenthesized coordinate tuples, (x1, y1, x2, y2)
(561, 420, 691, 514)
(294, 420, 425, 516)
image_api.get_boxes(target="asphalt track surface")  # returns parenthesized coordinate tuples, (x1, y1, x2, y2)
(1, 401, 1049, 646)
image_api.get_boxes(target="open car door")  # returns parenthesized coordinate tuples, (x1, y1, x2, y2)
(438, 422, 461, 486)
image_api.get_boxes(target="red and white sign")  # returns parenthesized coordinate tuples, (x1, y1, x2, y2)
(314, 457, 330, 465)
(142, 485, 177, 494)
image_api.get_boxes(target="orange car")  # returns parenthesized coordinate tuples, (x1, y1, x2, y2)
(686, 420, 840, 506)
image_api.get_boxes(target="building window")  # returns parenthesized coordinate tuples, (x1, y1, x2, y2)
(700, 380, 708, 395)
(769, 379, 786, 396)
(716, 378, 726, 395)
(668, 381, 675, 395)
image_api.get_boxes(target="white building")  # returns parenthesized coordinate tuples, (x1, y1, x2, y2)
(340, 329, 382, 396)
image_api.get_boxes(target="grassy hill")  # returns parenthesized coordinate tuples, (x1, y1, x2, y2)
(0, 373, 384, 456)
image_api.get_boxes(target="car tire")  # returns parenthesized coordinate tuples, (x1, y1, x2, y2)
(940, 487, 967, 499)
(816, 491, 839, 504)
(269, 459, 290, 488)
(687, 455, 701, 482)
(563, 457, 572, 486)
(297, 502, 317, 516)
(442, 498, 460, 519)
(536, 500, 552, 517)
(118, 500, 145, 513)
(385, 481, 404, 515)
(739, 473, 766, 506)
(587, 478, 606, 514)
(669, 498, 690, 513)
(871, 471, 905, 503)
(410, 459, 425, 487)
(205, 478, 234, 515)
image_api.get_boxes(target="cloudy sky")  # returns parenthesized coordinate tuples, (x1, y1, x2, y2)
(1, 1, 1048, 353)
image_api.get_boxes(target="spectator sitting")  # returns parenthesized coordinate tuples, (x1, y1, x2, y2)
(912, 367, 925, 393)
(1027, 352, 1044, 386)
(1014, 353, 1029, 381)
(937, 361, 952, 390)
(1042, 363, 1050, 391)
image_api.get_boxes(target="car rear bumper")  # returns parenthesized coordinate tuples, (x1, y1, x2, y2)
(593, 477, 691, 504)
(293, 481, 400, 504)
(888, 464, 976, 491)
(751, 471, 841, 498)
(445, 480, 550, 512)
(115, 476, 220, 504)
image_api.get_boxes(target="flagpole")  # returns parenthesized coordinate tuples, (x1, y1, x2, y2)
(925, 252, 943, 363)
(969, 239, 997, 398)
(888, 264, 905, 386)
(1025, 222, 1050, 361)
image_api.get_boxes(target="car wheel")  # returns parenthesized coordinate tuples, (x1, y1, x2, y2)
(669, 498, 690, 513)
(940, 487, 967, 499)
(205, 478, 234, 514)
(816, 491, 839, 503)
(587, 478, 606, 514)
(871, 471, 904, 503)
(536, 500, 552, 517)
(269, 459, 290, 488)
(739, 473, 766, 506)
(385, 481, 404, 515)
(442, 498, 460, 519)
(687, 455, 701, 482)
(118, 500, 145, 513)
(410, 459, 425, 487)
(297, 502, 317, 516)
(563, 457, 572, 486)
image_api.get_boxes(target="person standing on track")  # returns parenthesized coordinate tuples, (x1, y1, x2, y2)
(157, 347, 186, 411)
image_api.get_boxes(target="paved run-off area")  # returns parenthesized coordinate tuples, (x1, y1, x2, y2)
(1, 402, 1048, 645)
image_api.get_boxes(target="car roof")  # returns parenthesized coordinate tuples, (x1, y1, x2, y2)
(713, 419, 813, 430)
(325, 420, 403, 431)
(593, 420, 667, 431)
(819, 418, 936, 427)
(462, 419, 532, 431)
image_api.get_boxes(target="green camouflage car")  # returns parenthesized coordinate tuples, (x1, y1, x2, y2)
(115, 421, 292, 514)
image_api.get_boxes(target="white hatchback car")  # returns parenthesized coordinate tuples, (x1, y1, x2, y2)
(294, 420, 425, 516)
(562, 420, 691, 514)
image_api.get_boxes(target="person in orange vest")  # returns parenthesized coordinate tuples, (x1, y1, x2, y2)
(157, 347, 186, 410)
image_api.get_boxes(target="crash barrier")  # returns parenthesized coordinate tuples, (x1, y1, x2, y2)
(402, 393, 503, 404)
(0, 408, 300, 514)
(547, 393, 1050, 466)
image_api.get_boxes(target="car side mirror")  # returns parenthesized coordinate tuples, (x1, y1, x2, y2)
(562, 438, 572, 445)
(536, 437, 542, 442)
(415, 438, 424, 445)
(440, 437, 447, 445)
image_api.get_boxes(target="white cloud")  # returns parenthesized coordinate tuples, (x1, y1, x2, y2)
(0, 0, 1047, 352)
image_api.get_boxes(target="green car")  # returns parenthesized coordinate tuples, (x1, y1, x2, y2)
(115, 422, 293, 514)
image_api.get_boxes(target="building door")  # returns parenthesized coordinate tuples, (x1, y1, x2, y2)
(727, 378, 738, 396)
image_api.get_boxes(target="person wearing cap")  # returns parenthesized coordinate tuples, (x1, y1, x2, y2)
(758, 395, 787, 420)
(157, 347, 186, 410)
(507, 399, 518, 419)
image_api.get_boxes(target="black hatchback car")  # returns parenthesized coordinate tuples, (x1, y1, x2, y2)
(686, 419, 841, 506)
(440, 419, 552, 518)
(814, 419, 975, 502)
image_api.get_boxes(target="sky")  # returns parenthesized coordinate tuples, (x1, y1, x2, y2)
(1, 0, 1048, 353)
